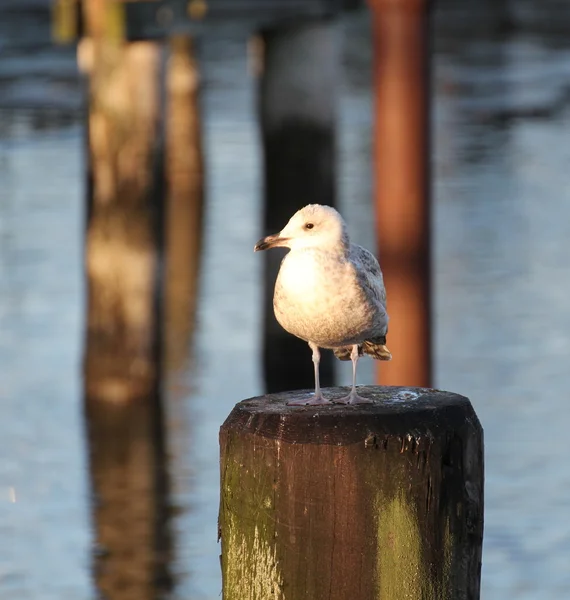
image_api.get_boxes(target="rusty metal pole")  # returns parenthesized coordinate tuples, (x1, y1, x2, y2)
(369, 0, 432, 387)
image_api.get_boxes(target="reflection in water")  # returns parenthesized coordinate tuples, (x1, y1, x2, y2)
(85, 395, 172, 600)
(83, 39, 162, 404)
(79, 27, 172, 600)
(84, 36, 204, 600)
(164, 36, 204, 373)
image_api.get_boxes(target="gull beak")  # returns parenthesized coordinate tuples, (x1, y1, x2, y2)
(254, 233, 288, 252)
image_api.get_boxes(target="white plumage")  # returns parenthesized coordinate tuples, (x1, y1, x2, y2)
(254, 204, 391, 405)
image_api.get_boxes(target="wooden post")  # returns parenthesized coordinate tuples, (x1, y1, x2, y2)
(81, 2, 172, 597)
(369, 0, 433, 387)
(258, 19, 338, 393)
(164, 35, 204, 372)
(81, 0, 163, 402)
(219, 386, 483, 600)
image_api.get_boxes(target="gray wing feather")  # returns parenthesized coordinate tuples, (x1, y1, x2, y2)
(332, 245, 391, 361)
(350, 244, 388, 325)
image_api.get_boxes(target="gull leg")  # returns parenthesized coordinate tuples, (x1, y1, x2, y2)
(287, 342, 331, 405)
(334, 344, 372, 405)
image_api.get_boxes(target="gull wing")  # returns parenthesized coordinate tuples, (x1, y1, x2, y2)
(350, 244, 388, 308)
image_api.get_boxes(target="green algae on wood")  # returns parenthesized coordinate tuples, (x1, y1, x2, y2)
(376, 494, 426, 599)
(220, 433, 284, 599)
(374, 494, 454, 599)
(219, 386, 484, 600)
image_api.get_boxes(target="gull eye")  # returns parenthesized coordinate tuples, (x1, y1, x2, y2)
(304, 223, 314, 230)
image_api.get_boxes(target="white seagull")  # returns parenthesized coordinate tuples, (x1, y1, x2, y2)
(254, 204, 391, 405)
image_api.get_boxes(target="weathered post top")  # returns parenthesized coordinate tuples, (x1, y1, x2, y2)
(223, 385, 480, 445)
(220, 386, 484, 600)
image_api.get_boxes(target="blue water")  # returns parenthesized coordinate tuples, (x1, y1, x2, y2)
(1, 4, 570, 599)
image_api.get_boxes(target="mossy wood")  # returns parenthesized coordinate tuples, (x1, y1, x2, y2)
(219, 386, 483, 600)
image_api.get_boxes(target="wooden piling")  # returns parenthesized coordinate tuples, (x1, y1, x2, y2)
(219, 386, 483, 600)
(81, 1, 163, 401)
(369, 0, 433, 387)
(258, 19, 338, 393)
(81, 3, 172, 596)
(164, 35, 204, 371)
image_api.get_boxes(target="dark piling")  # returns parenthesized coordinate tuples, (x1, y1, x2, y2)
(219, 386, 484, 600)
(258, 18, 338, 393)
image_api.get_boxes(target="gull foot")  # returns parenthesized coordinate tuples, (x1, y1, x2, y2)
(333, 392, 373, 405)
(287, 394, 331, 406)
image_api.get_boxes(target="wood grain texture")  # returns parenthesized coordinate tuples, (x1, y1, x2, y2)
(219, 386, 483, 600)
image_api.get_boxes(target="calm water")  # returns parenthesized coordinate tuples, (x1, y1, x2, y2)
(1, 3, 570, 599)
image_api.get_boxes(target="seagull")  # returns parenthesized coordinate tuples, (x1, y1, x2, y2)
(254, 204, 391, 405)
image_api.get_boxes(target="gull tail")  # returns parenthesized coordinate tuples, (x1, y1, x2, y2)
(333, 336, 392, 362)
(362, 340, 392, 361)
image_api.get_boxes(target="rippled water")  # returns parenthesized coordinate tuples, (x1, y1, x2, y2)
(1, 3, 570, 599)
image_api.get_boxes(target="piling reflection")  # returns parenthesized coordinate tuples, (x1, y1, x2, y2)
(85, 393, 173, 600)
(80, 11, 171, 595)
(83, 34, 203, 600)
(82, 38, 162, 403)
(164, 36, 204, 372)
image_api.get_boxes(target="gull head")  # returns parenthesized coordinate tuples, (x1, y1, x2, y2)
(254, 204, 349, 253)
